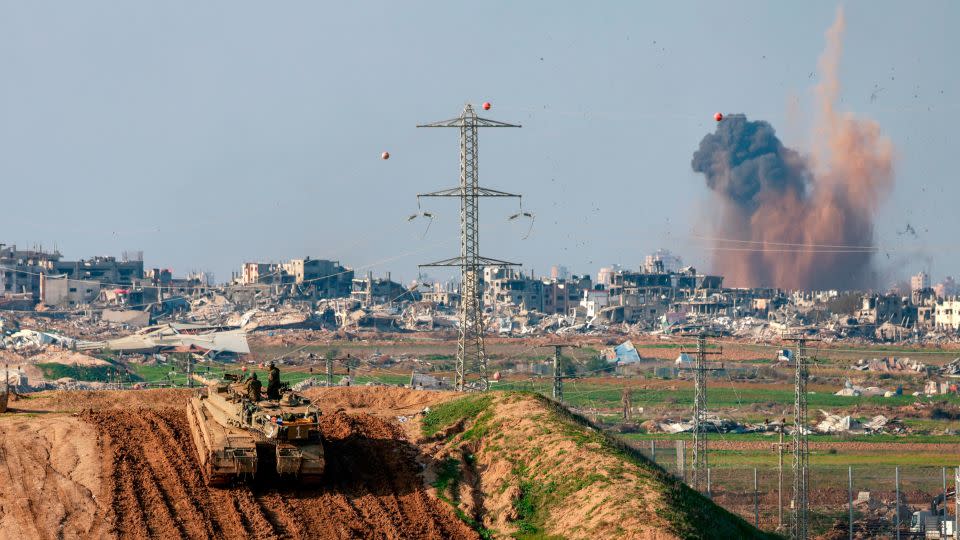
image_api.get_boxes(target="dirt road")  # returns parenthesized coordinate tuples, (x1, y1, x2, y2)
(0, 388, 476, 540)
(81, 407, 476, 540)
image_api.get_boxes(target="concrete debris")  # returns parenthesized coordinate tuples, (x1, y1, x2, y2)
(851, 356, 927, 372)
(78, 323, 249, 357)
(815, 410, 901, 434)
(101, 309, 151, 328)
(653, 415, 752, 434)
(2, 329, 78, 351)
(816, 411, 860, 433)
(940, 358, 960, 376)
(410, 371, 453, 391)
(291, 377, 327, 391)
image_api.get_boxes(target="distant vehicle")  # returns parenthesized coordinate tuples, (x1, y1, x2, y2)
(187, 373, 325, 486)
(776, 349, 794, 363)
(910, 487, 956, 538)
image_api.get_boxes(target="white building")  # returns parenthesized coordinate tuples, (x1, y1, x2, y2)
(580, 288, 611, 318)
(934, 298, 960, 331)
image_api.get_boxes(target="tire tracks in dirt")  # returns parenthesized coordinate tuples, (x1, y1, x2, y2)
(80, 407, 478, 540)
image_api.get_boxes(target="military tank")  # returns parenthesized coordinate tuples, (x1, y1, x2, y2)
(186, 373, 325, 486)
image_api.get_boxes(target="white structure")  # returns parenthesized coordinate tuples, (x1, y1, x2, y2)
(580, 288, 611, 318)
(934, 298, 960, 331)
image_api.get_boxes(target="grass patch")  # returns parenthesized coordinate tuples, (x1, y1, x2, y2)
(36, 363, 121, 382)
(422, 394, 494, 437)
(432, 457, 495, 540)
(526, 393, 777, 539)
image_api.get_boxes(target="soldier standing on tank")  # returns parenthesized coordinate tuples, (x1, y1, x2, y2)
(267, 361, 281, 400)
(247, 372, 262, 402)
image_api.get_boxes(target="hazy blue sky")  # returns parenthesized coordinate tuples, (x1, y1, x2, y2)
(0, 2, 956, 286)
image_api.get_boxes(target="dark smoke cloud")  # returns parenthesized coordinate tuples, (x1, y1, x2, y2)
(692, 115, 810, 212)
(689, 8, 894, 290)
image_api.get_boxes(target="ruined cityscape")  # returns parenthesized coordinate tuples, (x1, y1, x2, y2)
(1, 4, 958, 540)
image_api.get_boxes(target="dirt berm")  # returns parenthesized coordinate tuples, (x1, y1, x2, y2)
(414, 391, 777, 540)
(0, 388, 773, 539)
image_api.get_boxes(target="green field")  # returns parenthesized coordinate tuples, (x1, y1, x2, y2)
(496, 379, 960, 410)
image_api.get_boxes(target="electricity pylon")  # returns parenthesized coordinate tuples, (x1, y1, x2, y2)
(785, 335, 818, 539)
(679, 332, 722, 493)
(417, 103, 522, 391)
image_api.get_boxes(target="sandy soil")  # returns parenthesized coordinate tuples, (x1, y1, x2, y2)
(0, 388, 476, 540)
(0, 414, 111, 539)
(420, 393, 681, 540)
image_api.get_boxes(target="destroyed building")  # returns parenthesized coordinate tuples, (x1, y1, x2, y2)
(237, 257, 353, 298)
(594, 265, 726, 324)
(2, 244, 143, 304)
(351, 272, 413, 306)
(858, 293, 914, 327)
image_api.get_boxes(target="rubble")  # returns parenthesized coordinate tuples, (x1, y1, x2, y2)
(2, 329, 79, 351)
(815, 410, 902, 434)
(78, 323, 249, 357)
(851, 356, 927, 373)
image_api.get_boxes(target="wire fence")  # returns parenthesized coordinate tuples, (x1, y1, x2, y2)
(633, 439, 960, 538)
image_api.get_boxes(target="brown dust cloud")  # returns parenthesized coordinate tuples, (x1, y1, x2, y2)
(691, 8, 894, 290)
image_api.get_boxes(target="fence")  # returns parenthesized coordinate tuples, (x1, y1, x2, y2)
(633, 439, 960, 538)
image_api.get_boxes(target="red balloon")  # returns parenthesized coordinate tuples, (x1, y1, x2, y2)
(482, 102, 491, 110)
(492, 371, 501, 381)
(381, 151, 390, 160)
(242, 366, 248, 372)
(714, 112, 723, 122)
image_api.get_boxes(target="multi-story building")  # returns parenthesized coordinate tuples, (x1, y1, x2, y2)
(483, 267, 543, 312)
(351, 272, 412, 306)
(239, 257, 353, 298)
(858, 294, 914, 326)
(911, 271, 931, 294)
(39, 274, 101, 308)
(283, 258, 353, 297)
(935, 298, 960, 331)
(2, 244, 142, 302)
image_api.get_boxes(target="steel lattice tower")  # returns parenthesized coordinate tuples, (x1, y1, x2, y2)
(417, 103, 522, 391)
(680, 332, 721, 492)
(788, 337, 814, 540)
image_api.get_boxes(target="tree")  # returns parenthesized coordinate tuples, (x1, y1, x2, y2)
(558, 355, 578, 377)
(585, 355, 615, 375)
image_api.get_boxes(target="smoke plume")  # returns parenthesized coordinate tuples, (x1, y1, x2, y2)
(691, 8, 894, 290)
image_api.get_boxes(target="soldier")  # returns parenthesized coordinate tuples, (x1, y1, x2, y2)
(267, 361, 281, 400)
(247, 372, 262, 402)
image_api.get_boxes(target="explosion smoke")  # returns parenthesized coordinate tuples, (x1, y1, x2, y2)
(691, 8, 894, 289)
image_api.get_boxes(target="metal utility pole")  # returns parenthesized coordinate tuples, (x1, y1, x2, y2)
(679, 332, 722, 493)
(541, 343, 579, 403)
(325, 356, 334, 387)
(417, 103, 522, 392)
(771, 418, 791, 532)
(785, 335, 818, 540)
(621, 387, 633, 422)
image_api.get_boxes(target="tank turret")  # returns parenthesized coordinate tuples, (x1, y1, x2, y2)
(186, 373, 325, 486)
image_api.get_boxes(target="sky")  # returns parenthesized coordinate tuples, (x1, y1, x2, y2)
(0, 2, 956, 287)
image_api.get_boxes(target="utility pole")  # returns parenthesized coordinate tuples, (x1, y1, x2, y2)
(785, 335, 818, 540)
(325, 355, 334, 387)
(542, 343, 579, 403)
(771, 418, 791, 532)
(678, 332, 722, 493)
(621, 387, 633, 422)
(417, 104, 523, 392)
